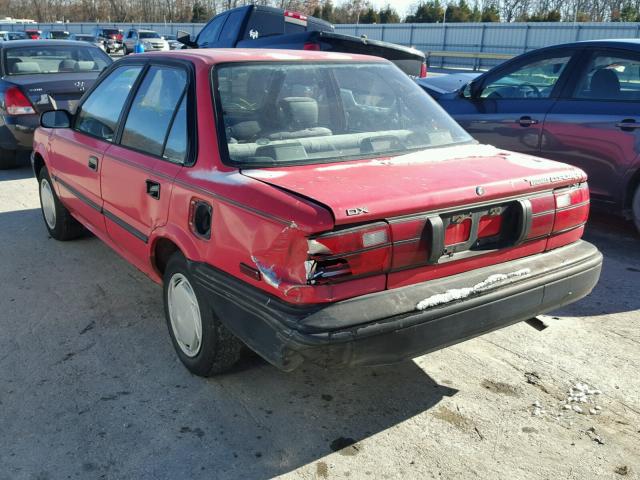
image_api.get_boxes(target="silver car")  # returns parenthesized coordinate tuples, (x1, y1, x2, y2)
(123, 29, 169, 54)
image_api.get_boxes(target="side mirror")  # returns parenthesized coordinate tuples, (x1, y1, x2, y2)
(462, 80, 481, 99)
(41, 110, 71, 128)
(177, 30, 196, 48)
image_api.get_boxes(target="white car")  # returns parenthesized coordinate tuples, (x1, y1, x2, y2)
(123, 29, 169, 54)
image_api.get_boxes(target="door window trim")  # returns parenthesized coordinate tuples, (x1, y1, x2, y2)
(72, 57, 198, 167)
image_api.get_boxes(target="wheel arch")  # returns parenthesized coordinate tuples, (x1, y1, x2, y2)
(624, 167, 640, 211)
(150, 227, 202, 277)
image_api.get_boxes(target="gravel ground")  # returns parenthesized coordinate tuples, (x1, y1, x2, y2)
(0, 165, 639, 480)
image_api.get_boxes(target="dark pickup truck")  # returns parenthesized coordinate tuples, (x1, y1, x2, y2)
(179, 5, 426, 77)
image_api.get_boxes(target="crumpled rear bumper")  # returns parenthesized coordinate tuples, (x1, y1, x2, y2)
(190, 240, 602, 371)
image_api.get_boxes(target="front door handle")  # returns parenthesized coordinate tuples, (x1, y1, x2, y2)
(88, 155, 99, 171)
(146, 180, 160, 200)
(616, 119, 640, 131)
(518, 116, 539, 127)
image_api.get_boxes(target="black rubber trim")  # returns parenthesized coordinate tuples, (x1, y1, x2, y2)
(103, 209, 148, 243)
(53, 175, 101, 212)
(53, 174, 148, 243)
(188, 240, 602, 371)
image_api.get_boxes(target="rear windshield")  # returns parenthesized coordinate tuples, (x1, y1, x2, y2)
(4, 45, 111, 75)
(49, 31, 70, 39)
(102, 29, 120, 35)
(75, 35, 97, 41)
(139, 31, 161, 39)
(215, 62, 473, 167)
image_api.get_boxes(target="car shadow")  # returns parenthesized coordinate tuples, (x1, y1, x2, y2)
(0, 207, 457, 479)
(0, 163, 33, 181)
(552, 211, 640, 317)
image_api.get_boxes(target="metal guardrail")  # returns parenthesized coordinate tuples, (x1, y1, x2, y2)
(425, 50, 515, 71)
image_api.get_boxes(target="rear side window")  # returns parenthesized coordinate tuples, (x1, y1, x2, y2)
(219, 10, 245, 44)
(198, 14, 226, 46)
(163, 97, 188, 164)
(120, 66, 187, 157)
(75, 65, 142, 142)
(573, 52, 640, 101)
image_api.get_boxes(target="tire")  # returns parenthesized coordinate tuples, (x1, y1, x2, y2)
(632, 185, 640, 234)
(0, 148, 18, 169)
(38, 167, 84, 241)
(123, 44, 129, 55)
(163, 252, 243, 376)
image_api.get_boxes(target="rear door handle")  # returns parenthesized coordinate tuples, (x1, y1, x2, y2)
(518, 116, 539, 127)
(146, 180, 160, 200)
(616, 119, 640, 130)
(88, 155, 99, 171)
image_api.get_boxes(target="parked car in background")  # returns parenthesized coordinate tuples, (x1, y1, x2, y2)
(123, 29, 169, 54)
(180, 5, 427, 77)
(8, 32, 28, 41)
(32, 49, 601, 376)
(69, 33, 105, 50)
(0, 40, 112, 169)
(417, 40, 640, 232)
(163, 33, 182, 50)
(43, 30, 70, 40)
(0, 31, 10, 41)
(91, 27, 123, 54)
(24, 29, 41, 39)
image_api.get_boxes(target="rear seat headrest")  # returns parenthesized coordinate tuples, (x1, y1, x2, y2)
(13, 61, 40, 74)
(279, 97, 318, 130)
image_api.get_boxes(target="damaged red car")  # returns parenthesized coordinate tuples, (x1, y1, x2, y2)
(32, 50, 603, 376)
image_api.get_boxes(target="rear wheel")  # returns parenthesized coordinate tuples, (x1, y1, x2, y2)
(163, 252, 243, 376)
(632, 185, 640, 234)
(0, 148, 18, 169)
(38, 167, 84, 240)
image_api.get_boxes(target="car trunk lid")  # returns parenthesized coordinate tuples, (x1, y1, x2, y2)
(241, 144, 585, 225)
(8, 73, 98, 113)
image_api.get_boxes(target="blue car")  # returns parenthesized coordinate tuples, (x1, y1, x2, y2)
(418, 40, 640, 232)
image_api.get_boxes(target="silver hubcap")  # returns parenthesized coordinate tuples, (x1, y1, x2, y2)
(167, 273, 202, 357)
(40, 178, 56, 230)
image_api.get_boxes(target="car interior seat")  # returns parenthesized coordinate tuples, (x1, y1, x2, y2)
(590, 69, 620, 99)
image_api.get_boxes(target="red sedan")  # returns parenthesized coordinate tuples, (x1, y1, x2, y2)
(32, 49, 602, 376)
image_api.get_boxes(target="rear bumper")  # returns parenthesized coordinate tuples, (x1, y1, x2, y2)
(0, 114, 38, 151)
(190, 241, 602, 371)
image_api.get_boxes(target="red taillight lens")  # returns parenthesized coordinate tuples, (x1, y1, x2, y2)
(552, 183, 589, 233)
(307, 223, 391, 284)
(5, 86, 35, 115)
(420, 61, 427, 78)
(303, 42, 320, 51)
(444, 218, 471, 245)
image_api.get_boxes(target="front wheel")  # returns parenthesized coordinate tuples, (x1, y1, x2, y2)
(632, 185, 640, 234)
(163, 253, 243, 376)
(38, 167, 84, 240)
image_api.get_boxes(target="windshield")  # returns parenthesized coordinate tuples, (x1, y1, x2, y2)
(139, 32, 160, 39)
(76, 35, 97, 42)
(215, 62, 473, 166)
(4, 45, 111, 75)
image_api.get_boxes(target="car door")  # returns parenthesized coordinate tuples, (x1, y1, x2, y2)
(100, 63, 190, 269)
(49, 64, 143, 234)
(541, 48, 640, 208)
(443, 49, 577, 155)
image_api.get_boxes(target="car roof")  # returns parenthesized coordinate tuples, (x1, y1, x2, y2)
(129, 48, 389, 65)
(524, 39, 640, 55)
(0, 39, 100, 48)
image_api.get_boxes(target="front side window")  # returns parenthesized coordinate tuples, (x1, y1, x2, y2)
(4, 45, 111, 75)
(215, 62, 473, 166)
(573, 52, 640, 101)
(75, 65, 142, 142)
(480, 54, 572, 99)
(121, 66, 187, 157)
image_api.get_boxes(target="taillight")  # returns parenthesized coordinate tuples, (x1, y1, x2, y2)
(307, 223, 391, 284)
(4, 86, 35, 115)
(303, 42, 320, 51)
(552, 183, 590, 233)
(420, 61, 427, 78)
